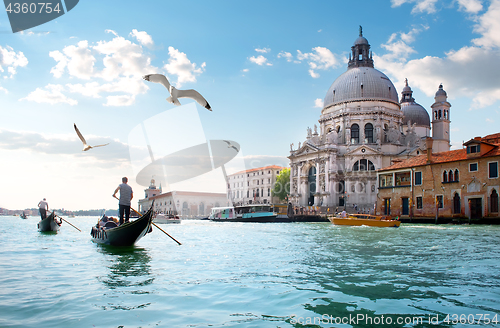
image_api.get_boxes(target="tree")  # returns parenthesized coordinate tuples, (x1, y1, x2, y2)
(272, 168, 290, 202)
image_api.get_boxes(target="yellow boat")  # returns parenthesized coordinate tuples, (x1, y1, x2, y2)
(329, 214, 401, 228)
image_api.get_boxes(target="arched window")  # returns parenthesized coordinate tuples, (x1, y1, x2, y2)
(199, 202, 205, 216)
(491, 189, 499, 213)
(443, 171, 448, 183)
(383, 124, 389, 143)
(448, 170, 454, 182)
(364, 123, 374, 143)
(308, 166, 316, 205)
(353, 159, 375, 171)
(438, 110, 442, 119)
(351, 124, 359, 144)
(455, 169, 459, 182)
(453, 193, 461, 214)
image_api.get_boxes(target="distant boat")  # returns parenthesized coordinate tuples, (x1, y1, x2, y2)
(20, 212, 28, 219)
(38, 212, 61, 232)
(329, 214, 401, 228)
(209, 204, 287, 222)
(90, 206, 154, 246)
(154, 213, 181, 224)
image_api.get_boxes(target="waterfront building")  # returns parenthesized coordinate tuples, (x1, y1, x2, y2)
(376, 134, 500, 220)
(138, 179, 229, 219)
(227, 165, 287, 205)
(288, 28, 451, 211)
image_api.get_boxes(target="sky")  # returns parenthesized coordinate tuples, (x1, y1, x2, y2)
(1, 0, 499, 211)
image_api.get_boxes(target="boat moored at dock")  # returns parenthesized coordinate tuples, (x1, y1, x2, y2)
(209, 204, 286, 222)
(154, 213, 181, 224)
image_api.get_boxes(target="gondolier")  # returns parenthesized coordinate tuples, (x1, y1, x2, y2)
(113, 177, 133, 225)
(38, 198, 49, 220)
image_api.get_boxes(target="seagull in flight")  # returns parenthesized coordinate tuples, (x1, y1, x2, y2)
(223, 140, 239, 152)
(143, 74, 211, 111)
(74, 123, 109, 151)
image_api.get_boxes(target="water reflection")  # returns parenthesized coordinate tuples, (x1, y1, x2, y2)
(291, 225, 500, 327)
(95, 245, 154, 310)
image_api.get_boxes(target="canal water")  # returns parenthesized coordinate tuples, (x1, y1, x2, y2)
(0, 216, 499, 327)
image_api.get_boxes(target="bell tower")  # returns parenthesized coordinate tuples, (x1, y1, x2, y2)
(431, 84, 451, 152)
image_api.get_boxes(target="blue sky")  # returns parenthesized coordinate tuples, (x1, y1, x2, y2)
(1, 0, 499, 210)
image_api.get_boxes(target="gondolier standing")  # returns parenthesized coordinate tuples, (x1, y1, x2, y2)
(113, 177, 133, 225)
(38, 198, 49, 220)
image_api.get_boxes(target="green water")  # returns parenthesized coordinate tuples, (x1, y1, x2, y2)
(0, 216, 499, 327)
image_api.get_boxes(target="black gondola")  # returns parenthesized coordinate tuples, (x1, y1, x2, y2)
(37, 212, 61, 232)
(90, 206, 154, 246)
(20, 212, 28, 219)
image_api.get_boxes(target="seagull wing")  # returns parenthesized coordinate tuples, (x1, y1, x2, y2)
(143, 74, 171, 92)
(92, 143, 109, 148)
(74, 124, 87, 145)
(176, 89, 211, 111)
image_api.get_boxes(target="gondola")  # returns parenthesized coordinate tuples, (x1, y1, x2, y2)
(37, 212, 61, 232)
(20, 211, 28, 219)
(90, 206, 154, 246)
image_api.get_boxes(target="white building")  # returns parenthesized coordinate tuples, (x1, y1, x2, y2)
(138, 179, 229, 218)
(288, 28, 451, 212)
(227, 165, 287, 205)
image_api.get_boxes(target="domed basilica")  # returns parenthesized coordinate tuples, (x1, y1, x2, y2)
(288, 28, 451, 211)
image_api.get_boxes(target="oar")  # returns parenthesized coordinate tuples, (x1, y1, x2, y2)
(131, 207, 182, 246)
(56, 215, 81, 232)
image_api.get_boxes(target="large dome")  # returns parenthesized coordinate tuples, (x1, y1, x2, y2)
(401, 102, 430, 127)
(323, 67, 399, 108)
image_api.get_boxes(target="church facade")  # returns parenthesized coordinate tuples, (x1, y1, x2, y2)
(288, 28, 451, 212)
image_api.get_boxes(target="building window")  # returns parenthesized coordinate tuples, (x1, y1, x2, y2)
(489, 162, 498, 178)
(469, 163, 478, 172)
(416, 196, 423, 209)
(353, 159, 375, 171)
(455, 169, 459, 182)
(453, 193, 460, 214)
(443, 171, 448, 183)
(414, 171, 422, 185)
(268, 188, 270, 196)
(351, 124, 359, 144)
(491, 189, 499, 213)
(467, 144, 480, 154)
(364, 123, 374, 143)
(247, 190, 249, 198)
(448, 170, 453, 182)
(379, 174, 393, 187)
(395, 172, 411, 186)
(436, 195, 443, 209)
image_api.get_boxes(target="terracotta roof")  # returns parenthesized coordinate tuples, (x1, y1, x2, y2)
(379, 144, 500, 172)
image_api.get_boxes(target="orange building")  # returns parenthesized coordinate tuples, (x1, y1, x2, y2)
(376, 134, 500, 223)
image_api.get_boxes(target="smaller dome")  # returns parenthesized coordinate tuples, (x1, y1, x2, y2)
(401, 102, 430, 127)
(354, 36, 369, 46)
(435, 84, 447, 97)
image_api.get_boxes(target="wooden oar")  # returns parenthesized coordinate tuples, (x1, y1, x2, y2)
(131, 207, 182, 246)
(55, 215, 82, 232)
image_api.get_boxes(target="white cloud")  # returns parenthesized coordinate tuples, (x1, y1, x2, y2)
(0, 45, 28, 78)
(21, 84, 77, 105)
(29, 30, 158, 106)
(472, 0, 500, 48)
(0, 129, 130, 163)
(249, 55, 272, 66)
(296, 46, 339, 78)
(486, 118, 495, 123)
(376, 2, 500, 110)
(255, 47, 270, 53)
(163, 46, 206, 87)
(457, 0, 483, 13)
(130, 29, 154, 47)
(314, 98, 324, 108)
(391, 0, 439, 14)
(104, 95, 136, 107)
(242, 68, 249, 72)
(277, 51, 293, 62)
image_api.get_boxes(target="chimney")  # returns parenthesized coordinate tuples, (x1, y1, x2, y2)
(426, 137, 433, 164)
